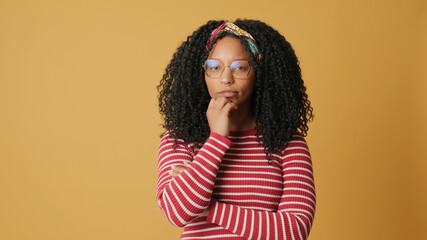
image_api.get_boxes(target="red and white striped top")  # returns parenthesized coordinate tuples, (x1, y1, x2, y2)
(156, 128, 316, 240)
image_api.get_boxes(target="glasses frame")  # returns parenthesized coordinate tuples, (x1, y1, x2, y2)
(202, 59, 253, 79)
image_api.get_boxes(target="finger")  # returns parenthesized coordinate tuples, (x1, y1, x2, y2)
(172, 166, 187, 174)
(211, 97, 228, 110)
(171, 164, 184, 170)
(207, 97, 215, 109)
(222, 101, 238, 115)
(200, 208, 209, 216)
(171, 164, 185, 172)
(217, 96, 229, 106)
(168, 170, 179, 177)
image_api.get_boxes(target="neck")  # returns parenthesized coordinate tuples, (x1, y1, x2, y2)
(228, 103, 256, 131)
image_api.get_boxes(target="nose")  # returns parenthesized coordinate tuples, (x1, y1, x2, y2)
(220, 67, 235, 86)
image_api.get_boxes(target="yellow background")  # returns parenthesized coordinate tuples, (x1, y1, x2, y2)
(1, 0, 426, 239)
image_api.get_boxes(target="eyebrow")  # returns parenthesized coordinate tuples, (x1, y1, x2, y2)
(207, 58, 251, 63)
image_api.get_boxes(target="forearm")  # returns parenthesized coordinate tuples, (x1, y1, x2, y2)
(206, 197, 315, 240)
(206, 134, 316, 239)
(156, 132, 233, 227)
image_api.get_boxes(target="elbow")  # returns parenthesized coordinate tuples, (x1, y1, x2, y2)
(162, 211, 198, 228)
(157, 207, 187, 228)
(156, 200, 186, 228)
(167, 217, 186, 228)
(165, 210, 203, 228)
(292, 213, 314, 240)
(157, 199, 199, 228)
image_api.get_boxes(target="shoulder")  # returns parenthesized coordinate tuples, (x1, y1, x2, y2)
(160, 130, 173, 142)
(279, 130, 311, 164)
(159, 130, 189, 150)
(288, 131, 309, 146)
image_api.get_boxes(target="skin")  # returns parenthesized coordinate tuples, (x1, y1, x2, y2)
(168, 36, 257, 217)
(205, 36, 256, 135)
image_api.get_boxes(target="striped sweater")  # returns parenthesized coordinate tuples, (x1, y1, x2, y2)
(156, 128, 316, 240)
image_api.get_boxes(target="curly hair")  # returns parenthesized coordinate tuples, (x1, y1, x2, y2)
(158, 19, 314, 160)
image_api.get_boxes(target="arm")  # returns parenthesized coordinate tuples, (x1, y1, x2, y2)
(156, 131, 233, 227)
(205, 134, 316, 240)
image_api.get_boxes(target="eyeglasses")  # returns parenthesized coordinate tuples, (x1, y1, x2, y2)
(203, 59, 252, 79)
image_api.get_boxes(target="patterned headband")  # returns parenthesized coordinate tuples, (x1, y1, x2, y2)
(206, 21, 261, 61)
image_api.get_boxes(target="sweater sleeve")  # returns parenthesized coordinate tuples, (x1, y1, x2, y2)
(156, 131, 233, 227)
(205, 134, 316, 240)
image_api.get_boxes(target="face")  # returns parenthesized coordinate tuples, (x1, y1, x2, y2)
(204, 36, 256, 108)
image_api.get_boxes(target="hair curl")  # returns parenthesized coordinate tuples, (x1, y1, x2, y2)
(157, 19, 314, 160)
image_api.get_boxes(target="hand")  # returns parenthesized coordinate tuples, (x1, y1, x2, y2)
(168, 161, 191, 177)
(206, 97, 238, 137)
(200, 208, 209, 216)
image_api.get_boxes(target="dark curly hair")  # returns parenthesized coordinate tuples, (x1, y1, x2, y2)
(158, 19, 314, 160)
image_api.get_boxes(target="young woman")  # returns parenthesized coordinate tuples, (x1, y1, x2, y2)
(156, 19, 315, 239)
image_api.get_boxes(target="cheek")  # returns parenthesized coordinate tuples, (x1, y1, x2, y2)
(204, 78, 216, 98)
(241, 78, 256, 98)
(242, 85, 255, 99)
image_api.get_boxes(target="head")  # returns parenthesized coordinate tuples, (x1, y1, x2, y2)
(158, 19, 314, 157)
(204, 36, 256, 111)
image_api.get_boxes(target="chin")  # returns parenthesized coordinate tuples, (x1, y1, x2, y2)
(227, 98, 238, 103)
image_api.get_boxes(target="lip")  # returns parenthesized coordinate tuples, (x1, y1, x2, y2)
(219, 90, 238, 97)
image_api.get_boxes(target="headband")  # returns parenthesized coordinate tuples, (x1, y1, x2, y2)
(206, 21, 261, 61)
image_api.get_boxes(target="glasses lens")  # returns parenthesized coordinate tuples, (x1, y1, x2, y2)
(203, 60, 251, 79)
(230, 60, 250, 78)
(204, 60, 223, 78)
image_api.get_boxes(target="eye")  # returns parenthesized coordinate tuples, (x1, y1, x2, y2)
(230, 61, 239, 69)
(231, 60, 249, 71)
(205, 60, 220, 71)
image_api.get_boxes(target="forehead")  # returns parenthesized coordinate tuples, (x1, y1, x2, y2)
(208, 36, 251, 60)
